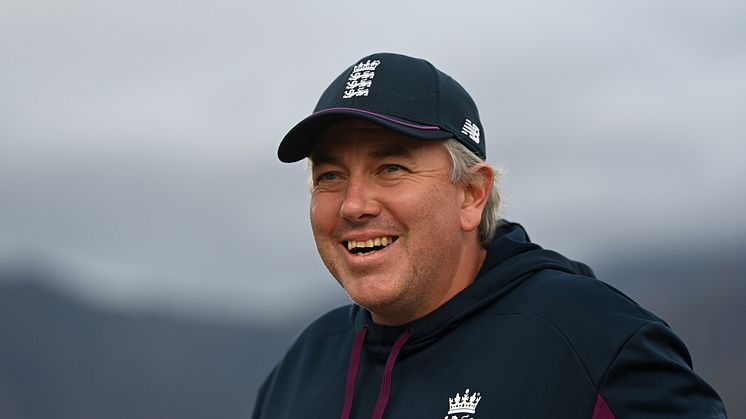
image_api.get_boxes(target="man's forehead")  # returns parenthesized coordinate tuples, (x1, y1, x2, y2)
(312, 119, 428, 158)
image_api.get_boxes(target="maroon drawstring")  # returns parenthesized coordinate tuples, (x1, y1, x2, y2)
(339, 326, 413, 419)
(371, 328, 412, 419)
(341, 326, 368, 419)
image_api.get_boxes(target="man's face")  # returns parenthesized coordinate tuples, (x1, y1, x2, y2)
(309, 119, 476, 325)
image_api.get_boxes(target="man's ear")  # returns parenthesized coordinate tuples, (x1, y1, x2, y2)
(460, 164, 494, 232)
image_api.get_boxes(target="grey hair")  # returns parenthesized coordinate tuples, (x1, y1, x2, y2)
(443, 139, 502, 247)
(306, 138, 503, 247)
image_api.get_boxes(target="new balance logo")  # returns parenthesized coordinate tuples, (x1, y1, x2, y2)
(343, 60, 381, 99)
(461, 119, 480, 144)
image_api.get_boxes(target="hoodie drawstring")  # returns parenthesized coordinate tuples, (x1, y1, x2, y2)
(341, 326, 368, 419)
(371, 328, 412, 419)
(340, 326, 413, 419)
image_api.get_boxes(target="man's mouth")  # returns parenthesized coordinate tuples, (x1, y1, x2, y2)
(344, 236, 398, 256)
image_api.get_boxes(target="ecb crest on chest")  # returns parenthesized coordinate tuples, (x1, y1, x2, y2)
(443, 388, 481, 419)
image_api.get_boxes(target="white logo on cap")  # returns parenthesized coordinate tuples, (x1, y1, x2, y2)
(343, 60, 381, 99)
(461, 119, 480, 144)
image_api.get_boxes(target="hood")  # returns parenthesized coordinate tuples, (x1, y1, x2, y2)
(350, 221, 595, 360)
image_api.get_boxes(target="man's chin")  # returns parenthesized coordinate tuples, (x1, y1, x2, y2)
(344, 287, 400, 312)
(355, 300, 416, 326)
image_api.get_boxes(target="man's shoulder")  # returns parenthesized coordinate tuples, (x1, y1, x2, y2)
(253, 305, 357, 416)
(503, 267, 661, 327)
(491, 268, 672, 379)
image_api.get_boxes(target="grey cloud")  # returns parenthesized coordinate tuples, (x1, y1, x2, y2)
(1, 0, 744, 321)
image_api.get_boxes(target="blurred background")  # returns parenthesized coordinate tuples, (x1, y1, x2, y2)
(1, 0, 744, 417)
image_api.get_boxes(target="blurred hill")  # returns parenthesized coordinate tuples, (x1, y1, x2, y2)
(0, 271, 296, 419)
(0, 240, 744, 418)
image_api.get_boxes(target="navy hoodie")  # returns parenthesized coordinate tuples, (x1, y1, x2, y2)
(252, 222, 727, 418)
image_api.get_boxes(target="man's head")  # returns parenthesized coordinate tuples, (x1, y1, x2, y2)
(278, 53, 501, 325)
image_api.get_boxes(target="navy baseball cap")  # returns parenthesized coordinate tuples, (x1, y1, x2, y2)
(278, 52, 486, 163)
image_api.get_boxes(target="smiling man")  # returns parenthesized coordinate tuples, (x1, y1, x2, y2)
(252, 53, 727, 419)
(309, 120, 490, 326)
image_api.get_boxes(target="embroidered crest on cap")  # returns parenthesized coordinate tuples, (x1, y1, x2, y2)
(461, 119, 480, 144)
(343, 60, 381, 99)
(443, 388, 482, 419)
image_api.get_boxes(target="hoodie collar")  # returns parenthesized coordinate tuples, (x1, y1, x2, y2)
(351, 221, 594, 360)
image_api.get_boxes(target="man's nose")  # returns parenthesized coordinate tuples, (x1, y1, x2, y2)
(339, 176, 381, 222)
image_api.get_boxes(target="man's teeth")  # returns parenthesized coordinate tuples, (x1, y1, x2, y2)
(347, 236, 394, 252)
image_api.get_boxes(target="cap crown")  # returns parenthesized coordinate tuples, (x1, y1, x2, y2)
(278, 53, 485, 162)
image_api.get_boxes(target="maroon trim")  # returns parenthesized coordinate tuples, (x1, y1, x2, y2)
(371, 328, 413, 419)
(313, 107, 441, 131)
(592, 394, 616, 419)
(340, 326, 368, 419)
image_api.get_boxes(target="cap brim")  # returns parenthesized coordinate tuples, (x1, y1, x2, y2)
(277, 108, 454, 163)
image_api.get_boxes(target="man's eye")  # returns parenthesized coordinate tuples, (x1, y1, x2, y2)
(317, 172, 337, 182)
(384, 164, 402, 173)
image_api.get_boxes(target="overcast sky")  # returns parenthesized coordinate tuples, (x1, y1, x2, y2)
(1, 0, 745, 324)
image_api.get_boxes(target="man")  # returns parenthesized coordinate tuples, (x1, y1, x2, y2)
(253, 52, 727, 418)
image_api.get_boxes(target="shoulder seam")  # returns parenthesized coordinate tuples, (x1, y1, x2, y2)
(521, 311, 598, 386)
(483, 311, 655, 391)
(596, 319, 662, 390)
